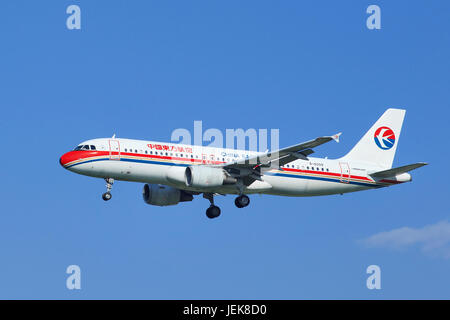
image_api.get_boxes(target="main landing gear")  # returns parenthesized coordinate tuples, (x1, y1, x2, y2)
(102, 178, 114, 201)
(203, 193, 221, 219)
(235, 194, 250, 208)
(203, 193, 251, 219)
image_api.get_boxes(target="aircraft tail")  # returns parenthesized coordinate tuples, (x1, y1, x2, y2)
(340, 108, 406, 169)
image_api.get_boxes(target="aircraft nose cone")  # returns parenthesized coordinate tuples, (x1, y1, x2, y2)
(59, 152, 72, 168)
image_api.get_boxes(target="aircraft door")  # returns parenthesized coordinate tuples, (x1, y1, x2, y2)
(109, 140, 121, 160)
(339, 162, 350, 183)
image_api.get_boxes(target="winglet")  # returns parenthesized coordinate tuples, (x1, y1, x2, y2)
(332, 132, 342, 143)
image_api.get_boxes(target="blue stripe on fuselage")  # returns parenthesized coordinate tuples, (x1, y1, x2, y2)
(66, 157, 383, 188)
(266, 172, 381, 188)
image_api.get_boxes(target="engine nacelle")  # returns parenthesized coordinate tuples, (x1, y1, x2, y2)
(142, 184, 193, 206)
(185, 166, 235, 188)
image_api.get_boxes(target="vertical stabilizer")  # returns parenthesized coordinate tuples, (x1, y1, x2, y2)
(341, 108, 405, 168)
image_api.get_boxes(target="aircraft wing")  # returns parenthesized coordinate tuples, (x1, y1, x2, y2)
(216, 133, 341, 184)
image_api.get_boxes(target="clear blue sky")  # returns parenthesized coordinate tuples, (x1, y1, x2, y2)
(0, 1, 449, 299)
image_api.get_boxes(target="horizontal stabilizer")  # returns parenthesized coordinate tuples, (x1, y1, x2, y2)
(369, 162, 428, 178)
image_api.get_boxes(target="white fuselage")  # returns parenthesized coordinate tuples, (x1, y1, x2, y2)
(60, 138, 406, 197)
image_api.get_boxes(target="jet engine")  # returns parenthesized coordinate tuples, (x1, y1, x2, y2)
(142, 184, 193, 206)
(185, 166, 236, 188)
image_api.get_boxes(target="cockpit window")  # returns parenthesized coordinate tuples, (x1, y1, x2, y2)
(74, 145, 93, 151)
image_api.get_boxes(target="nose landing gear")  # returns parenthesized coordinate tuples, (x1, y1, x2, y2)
(102, 192, 112, 201)
(102, 178, 114, 201)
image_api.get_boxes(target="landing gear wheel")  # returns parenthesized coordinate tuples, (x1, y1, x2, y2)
(206, 205, 221, 219)
(102, 192, 112, 201)
(235, 195, 250, 208)
(102, 178, 114, 202)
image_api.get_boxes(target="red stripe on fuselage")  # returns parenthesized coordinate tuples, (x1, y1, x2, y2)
(59, 150, 109, 166)
(60, 151, 377, 184)
(59, 150, 227, 166)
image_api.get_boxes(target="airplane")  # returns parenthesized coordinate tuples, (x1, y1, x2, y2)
(59, 108, 427, 219)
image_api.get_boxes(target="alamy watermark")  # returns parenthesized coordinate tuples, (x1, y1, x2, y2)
(170, 121, 280, 166)
(64, 5, 381, 32)
(366, 5, 381, 30)
(66, 265, 81, 290)
(171, 121, 279, 151)
(366, 265, 381, 290)
(66, 5, 81, 30)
